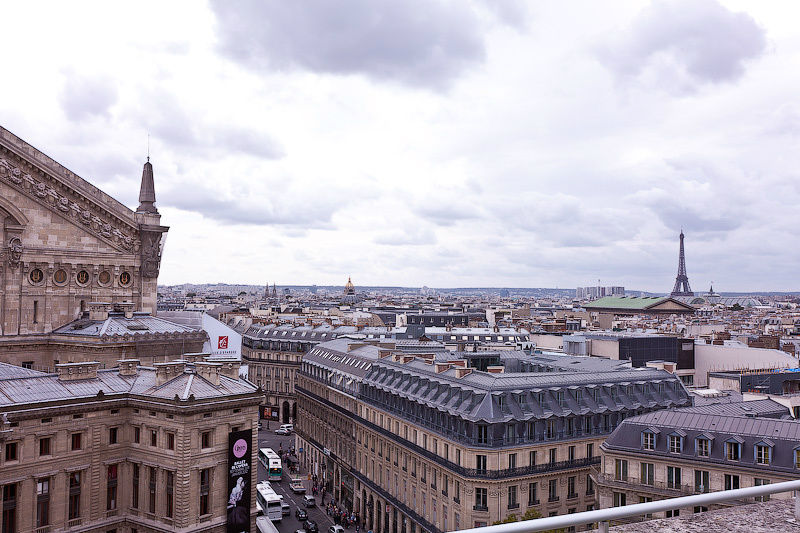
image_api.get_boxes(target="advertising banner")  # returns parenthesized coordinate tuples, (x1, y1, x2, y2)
(260, 405, 280, 421)
(227, 429, 253, 533)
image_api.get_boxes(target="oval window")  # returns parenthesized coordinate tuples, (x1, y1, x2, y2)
(76, 270, 90, 285)
(53, 269, 67, 284)
(98, 271, 111, 285)
(29, 268, 44, 284)
(119, 271, 132, 286)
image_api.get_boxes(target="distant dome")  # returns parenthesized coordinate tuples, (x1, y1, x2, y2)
(344, 277, 356, 295)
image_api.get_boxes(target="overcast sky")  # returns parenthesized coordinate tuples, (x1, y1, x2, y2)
(2, 1, 797, 292)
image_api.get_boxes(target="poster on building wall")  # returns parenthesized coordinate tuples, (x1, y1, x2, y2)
(227, 429, 253, 533)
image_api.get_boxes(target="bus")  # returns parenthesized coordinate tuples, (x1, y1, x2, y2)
(256, 481, 283, 522)
(259, 448, 283, 481)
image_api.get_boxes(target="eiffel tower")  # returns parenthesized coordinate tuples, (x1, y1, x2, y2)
(670, 230, 694, 297)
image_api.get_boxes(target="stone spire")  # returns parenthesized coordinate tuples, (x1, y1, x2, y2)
(137, 157, 158, 214)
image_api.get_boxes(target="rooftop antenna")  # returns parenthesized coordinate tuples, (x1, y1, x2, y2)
(147, 133, 150, 162)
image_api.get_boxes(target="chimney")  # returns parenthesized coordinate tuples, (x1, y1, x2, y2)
(56, 361, 101, 381)
(379, 349, 393, 359)
(88, 302, 111, 321)
(487, 365, 505, 374)
(214, 358, 241, 380)
(402, 356, 415, 364)
(117, 359, 139, 377)
(116, 301, 135, 319)
(195, 362, 221, 386)
(448, 360, 467, 368)
(154, 361, 186, 386)
(435, 363, 452, 373)
(181, 352, 209, 363)
(455, 367, 473, 378)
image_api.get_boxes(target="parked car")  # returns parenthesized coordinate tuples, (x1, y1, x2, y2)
(328, 526, 345, 533)
(290, 478, 307, 494)
(302, 495, 316, 507)
(281, 501, 290, 516)
(295, 529, 307, 533)
(275, 427, 290, 435)
(295, 508, 308, 521)
(304, 519, 318, 533)
(280, 423, 294, 432)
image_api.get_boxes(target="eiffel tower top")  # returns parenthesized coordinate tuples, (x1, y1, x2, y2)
(671, 230, 694, 297)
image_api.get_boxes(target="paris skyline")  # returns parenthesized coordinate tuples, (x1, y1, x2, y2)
(1, 1, 797, 291)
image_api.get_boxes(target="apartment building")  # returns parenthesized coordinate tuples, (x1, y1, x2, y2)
(0, 358, 261, 533)
(295, 339, 691, 533)
(596, 399, 799, 521)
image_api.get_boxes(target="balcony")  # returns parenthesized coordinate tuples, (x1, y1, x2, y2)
(594, 471, 698, 497)
(473, 505, 489, 512)
(66, 518, 82, 528)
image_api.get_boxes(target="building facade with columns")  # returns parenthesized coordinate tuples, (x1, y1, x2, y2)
(295, 340, 691, 533)
(0, 357, 261, 533)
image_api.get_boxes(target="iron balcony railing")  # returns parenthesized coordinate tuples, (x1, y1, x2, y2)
(297, 386, 600, 480)
(451, 479, 800, 533)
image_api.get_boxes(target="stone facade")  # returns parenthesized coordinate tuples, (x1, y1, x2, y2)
(0, 359, 262, 533)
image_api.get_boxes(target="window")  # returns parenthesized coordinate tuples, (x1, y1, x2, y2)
(508, 453, 517, 469)
(614, 459, 628, 481)
(585, 474, 594, 495)
(474, 488, 487, 511)
(529, 450, 537, 466)
(724, 474, 740, 491)
(568, 445, 575, 461)
(71, 433, 82, 451)
(148, 468, 156, 513)
(546, 420, 555, 439)
(696, 438, 710, 457)
(755, 444, 771, 465)
(36, 478, 50, 527)
(695, 470, 709, 493)
(666, 509, 680, 518)
(549, 448, 557, 464)
(613, 492, 626, 507)
(201, 431, 211, 449)
(640, 463, 654, 486)
(134, 427, 140, 444)
(668, 434, 683, 453)
(795, 449, 800, 469)
(68, 472, 81, 520)
(107, 465, 118, 510)
(5, 442, 17, 461)
(567, 476, 576, 499)
(476, 455, 487, 473)
(167, 433, 175, 451)
(528, 482, 538, 505)
(3, 484, 17, 533)
(151, 430, 158, 447)
(39, 437, 51, 456)
(642, 432, 655, 450)
(132, 464, 140, 509)
(477, 425, 488, 445)
(200, 468, 211, 515)
(507, 485, 518, 509)
(548, 479, 558, 502)
(726, 441, 741, 461)
(754, 478, 770, 502)
(109, 427, 118, 445)
(587, 443, 594, 458)
(667, 466, 681, 489)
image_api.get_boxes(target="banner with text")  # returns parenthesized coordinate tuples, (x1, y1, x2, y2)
(227, 428, 252, 533)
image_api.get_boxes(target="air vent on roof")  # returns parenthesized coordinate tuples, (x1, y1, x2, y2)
(127, 324, 150, 331)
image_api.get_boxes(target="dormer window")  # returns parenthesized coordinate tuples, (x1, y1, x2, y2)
(575, 390, 582, 404)
(726, 439, 742, 461)
(557, 391, 564, 407)
(642, 431, 656, 451)
(754, 441, 773, 465)
(696, 437, 711, 457)
(668, 433, 684, 454)
(794, 448, 800, 469)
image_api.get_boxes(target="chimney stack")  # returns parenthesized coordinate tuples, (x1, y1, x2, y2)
(195, 362, 221, 386)
(487, 365, 505, 374)
(214, 358, 241, 380)
(88, 302, 111, 321)
(154, 361, 186, 386)
(56, 361, 101, 381)
(117, 359, 139, 377)
(116, 301, 135, 319)
(435, 363, 452, 373)
(455, 367, 473, 378)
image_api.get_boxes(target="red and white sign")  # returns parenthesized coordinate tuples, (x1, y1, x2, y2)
(218, 336, 229, 350)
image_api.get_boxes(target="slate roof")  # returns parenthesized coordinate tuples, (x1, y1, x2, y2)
(584, 296, 693, 312)
(0, 362, 45, 379)
(603, 403, 800, 474)
(52, 312, 199, 337)
(303, 339, 691, 423)
(0, 365, 256, 407)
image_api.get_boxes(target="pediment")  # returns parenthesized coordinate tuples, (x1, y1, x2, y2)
(0, 128, 139, 252)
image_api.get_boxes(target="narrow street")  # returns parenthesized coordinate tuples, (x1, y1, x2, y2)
(258, 427, 342, 533)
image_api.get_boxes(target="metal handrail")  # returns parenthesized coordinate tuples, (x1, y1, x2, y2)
(452, 479, 800, 533)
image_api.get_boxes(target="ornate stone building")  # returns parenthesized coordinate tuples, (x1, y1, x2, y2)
(0, 358, 261, 533)
(0, 125, 204, 368)
(296, 341, 691, 533)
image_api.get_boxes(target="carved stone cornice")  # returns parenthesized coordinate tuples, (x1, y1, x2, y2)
(0, 148, 138, 253)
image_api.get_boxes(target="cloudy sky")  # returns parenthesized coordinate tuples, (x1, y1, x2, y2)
(1, 1, 797, 291)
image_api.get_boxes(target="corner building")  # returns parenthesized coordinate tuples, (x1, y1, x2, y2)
(296, 341, 691, 533)
(0, 358, 261, 533)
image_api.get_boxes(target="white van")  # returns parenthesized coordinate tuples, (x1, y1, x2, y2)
(302, 495, 316, 507)
(280, 423, 294, 432)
